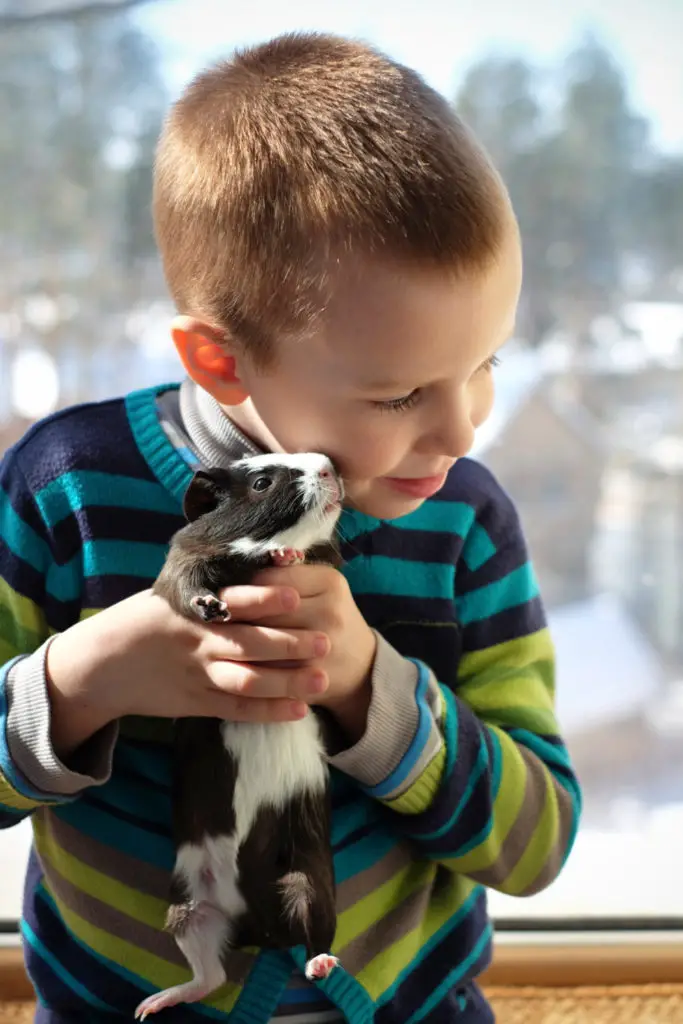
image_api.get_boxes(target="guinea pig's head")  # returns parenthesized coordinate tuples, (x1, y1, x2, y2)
(182, 453, 344, 556)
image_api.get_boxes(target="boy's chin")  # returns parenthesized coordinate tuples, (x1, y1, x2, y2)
(344, 485, 426, 521)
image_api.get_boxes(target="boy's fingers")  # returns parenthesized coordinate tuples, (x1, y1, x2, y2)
(215, 584, 300, 619)
(205, 695, 311, 723)
(207, 662, 328, 702)
(208, 624, 329, 663)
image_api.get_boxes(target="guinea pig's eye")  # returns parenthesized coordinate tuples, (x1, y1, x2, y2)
(251, 474, 273, 493)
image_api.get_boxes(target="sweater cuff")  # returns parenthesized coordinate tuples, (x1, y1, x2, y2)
(327, 631, 443, 798)
(5, 639, 119, 796)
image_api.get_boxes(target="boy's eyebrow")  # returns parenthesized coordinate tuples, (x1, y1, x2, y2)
(360, 331, 515, 392)
(362, 377, 416, 391)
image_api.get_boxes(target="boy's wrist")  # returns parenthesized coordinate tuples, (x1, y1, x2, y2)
(46, 626, 120, 759)
(324, 675, 373, 744)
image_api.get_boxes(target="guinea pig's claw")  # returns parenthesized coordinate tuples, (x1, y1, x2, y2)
(271, 547, 306, 567)
(304, 953, 339, 981)
(190, 594, 231, 622)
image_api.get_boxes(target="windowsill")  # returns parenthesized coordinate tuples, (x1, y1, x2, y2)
(3, 933, 683, 1000)
(484, 931, 683, 986)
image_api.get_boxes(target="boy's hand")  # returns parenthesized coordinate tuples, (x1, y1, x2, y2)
(251, 563, 378, 737)
(45, 586, 331, 757)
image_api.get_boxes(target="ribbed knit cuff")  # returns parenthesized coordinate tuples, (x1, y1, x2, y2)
(6, 639, 119, 796)
(327, 633, 443, 798)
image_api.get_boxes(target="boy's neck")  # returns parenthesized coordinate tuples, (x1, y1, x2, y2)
(219, 394, 286, 456)
(179, 378, 263, 467)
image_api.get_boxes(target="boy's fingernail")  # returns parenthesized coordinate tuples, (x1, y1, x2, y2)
(314, 636, 329, 657)
(291, 701, 308, 717)
(308, 673, 328, 694)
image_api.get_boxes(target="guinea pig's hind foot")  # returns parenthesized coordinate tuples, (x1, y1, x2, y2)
(190, 593, 231, 622)
(304, 953, 339, 981)
(134, 901, 229, 1019)
(134, 979, 215, 1020)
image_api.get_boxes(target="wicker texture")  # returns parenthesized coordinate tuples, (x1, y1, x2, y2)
(488, 985, 683, 1023)
(5, 989, 683, 1022)
(0, 1006, 33, 1022)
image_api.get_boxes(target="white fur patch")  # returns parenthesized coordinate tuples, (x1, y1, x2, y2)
(230, 505, 339, 558)
(221, 714, 328, 842)
(175, 835, 247, 919)
(231, 452, 333, 475)
(278, 871, 314, 926)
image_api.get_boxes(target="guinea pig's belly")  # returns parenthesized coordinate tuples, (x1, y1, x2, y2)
(220, 715, 327, 841)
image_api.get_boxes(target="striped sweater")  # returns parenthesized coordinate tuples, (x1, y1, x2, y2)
(0, 382, 581, 1023)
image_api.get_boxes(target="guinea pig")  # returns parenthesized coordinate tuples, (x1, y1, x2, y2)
(134, 453, 343, 1021)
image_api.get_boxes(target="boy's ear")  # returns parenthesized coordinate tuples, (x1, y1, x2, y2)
(183, 471, 225, 522)
(171, 316, 249, 405)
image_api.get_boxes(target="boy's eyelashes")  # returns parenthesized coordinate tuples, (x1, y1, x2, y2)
(372, 390, 421, 413)
(369, 355, 501, 413)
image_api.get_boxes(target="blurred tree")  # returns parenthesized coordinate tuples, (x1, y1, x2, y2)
(0, 4, 166, 405)
(635, 157, 683, 295)
(454, 35, 671, 349)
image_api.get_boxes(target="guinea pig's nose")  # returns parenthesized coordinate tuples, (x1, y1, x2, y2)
(320, 467, 333, 479)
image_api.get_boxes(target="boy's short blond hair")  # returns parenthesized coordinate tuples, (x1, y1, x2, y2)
(154, 32, 509, 365)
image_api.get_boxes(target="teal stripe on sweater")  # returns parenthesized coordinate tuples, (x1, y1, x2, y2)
(456, 562, 539, 624)
(461, 523, 497, 571)
(341, 501, 481, 546)
(96, 775, 171, 827)
(330, 800, 377, 848)
(54, 800, 174, 871)
(34, 471, 182, 525)
(82, 540, 167, 580)
(45, 540, 168, 602)
(333, 830, 397, 885)
(114, 740, 172, 788)
(387, 501, 475, 536)
(404, 920, 493, 1023)
(375, 885, 483, 1008)
(420, 733, 490, 843)
(21, 916, 117, 1013)
(0, 488, 50, 573)
(343, 556, 454, 600)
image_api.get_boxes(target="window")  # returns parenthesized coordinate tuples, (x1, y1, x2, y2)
(2, 0, 683, 935)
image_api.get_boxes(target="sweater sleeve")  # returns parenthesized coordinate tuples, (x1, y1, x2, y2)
(329, 477, 582, 897)
(0, 449, 117, 829)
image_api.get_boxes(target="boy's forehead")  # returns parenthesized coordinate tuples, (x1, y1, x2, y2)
(312, 241, 521, 383)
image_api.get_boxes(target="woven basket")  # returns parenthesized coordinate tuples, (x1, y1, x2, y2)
(487, 984, 683, 1023)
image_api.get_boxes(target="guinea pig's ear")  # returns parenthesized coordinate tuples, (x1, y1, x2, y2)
(182, 471, 225, 522)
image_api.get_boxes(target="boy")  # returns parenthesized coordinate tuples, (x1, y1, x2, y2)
(0, 32, 581, 1023)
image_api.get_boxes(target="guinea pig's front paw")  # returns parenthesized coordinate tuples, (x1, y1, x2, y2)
(304, 953, 339, 981)
(190, 594, 231, 622)
(271, 547, 306, 567)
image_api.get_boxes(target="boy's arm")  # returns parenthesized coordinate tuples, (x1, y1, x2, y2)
(0, 451, 117, 829)
(328, 478, 582, 897)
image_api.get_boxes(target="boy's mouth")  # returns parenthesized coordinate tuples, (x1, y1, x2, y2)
(383, 473, 448, 499)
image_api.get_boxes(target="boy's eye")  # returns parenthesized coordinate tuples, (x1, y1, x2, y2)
(372, 390, 420, 413)
(480, 354, 501, 373)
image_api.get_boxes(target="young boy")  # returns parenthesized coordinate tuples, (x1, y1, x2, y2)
(0, 32, 581, 1024)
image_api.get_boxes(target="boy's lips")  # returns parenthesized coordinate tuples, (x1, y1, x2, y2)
(383, 473, 449, 498)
